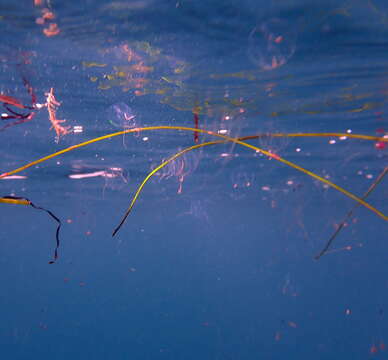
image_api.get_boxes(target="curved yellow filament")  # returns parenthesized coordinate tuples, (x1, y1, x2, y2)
(113, 136, 388, 235)
(1, 127, 386, 223)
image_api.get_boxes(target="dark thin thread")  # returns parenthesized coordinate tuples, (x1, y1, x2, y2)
(2, 196, 61, 264)
(316, 166, 388, 259)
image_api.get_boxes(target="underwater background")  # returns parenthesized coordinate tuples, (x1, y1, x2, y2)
(0, 0, 387, 359)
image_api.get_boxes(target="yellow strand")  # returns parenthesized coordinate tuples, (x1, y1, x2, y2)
(1, 128, 386, 179)
(1, 127, 386, 221)
(113, 136, 388, 235)
(113, 141, 209, 236)
(0, 197, 30, 205)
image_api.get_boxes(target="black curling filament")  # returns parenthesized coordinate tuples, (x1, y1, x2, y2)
(0, 196, 61, 264)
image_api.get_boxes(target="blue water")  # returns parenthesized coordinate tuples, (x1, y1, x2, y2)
(0, 1, 387, 359)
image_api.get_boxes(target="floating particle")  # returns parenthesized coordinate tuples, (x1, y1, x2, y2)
(218, 129, 228, 134)
(73, 125, 83, 133)
(375, 141, 386, 150)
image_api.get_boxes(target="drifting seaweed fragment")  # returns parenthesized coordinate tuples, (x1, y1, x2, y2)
(111, 133, 388, 237)
(0, 126, 386, 232)
(0, 73, 38, 131)
(0, 196, 61, 264)
(45, 88, 71, 140)
(315, 166, 388, 259)
(0, 127, 386, 262)
(193, 107, 200, 143)
(0, 62, 69, 140)
(1, 127, 386, 218)
(0, 94, 32, 110)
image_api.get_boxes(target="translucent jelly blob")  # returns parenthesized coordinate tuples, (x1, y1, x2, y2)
(248, 18, 297, 71)
(106, 102, 137, 129)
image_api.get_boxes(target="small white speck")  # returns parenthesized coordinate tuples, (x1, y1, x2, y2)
(73, 125, 83, 133)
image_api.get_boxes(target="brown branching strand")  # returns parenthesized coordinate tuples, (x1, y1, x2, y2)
(315, 166, 388, 259)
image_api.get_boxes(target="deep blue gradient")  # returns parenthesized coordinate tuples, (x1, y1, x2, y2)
(0, 1, 387, 359)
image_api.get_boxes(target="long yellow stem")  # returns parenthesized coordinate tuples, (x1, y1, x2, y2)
(1, 127, 386, 222)
(113, 136, 388, 235)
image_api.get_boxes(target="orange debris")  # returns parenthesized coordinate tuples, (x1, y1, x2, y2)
(43, 23, 60, 37)
(42, 9, 55, 20)
(45, 88, 70, 139)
